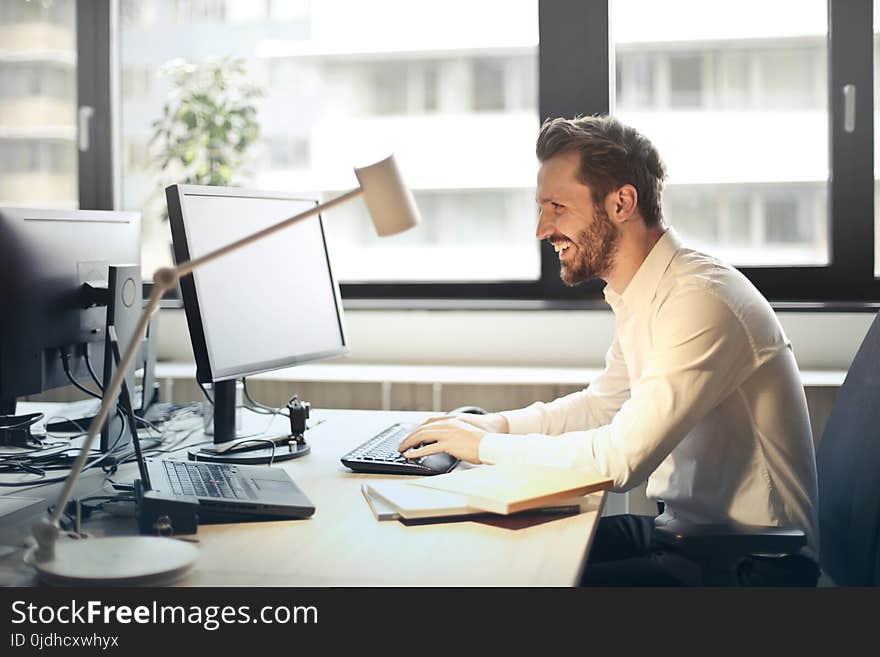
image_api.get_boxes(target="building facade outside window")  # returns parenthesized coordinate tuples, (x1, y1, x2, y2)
(118, 0, 541, 284)
(612, 0, 829, 268)
(0, 0, 77, 207)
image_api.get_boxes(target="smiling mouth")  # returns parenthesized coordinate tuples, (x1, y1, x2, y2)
(552, 242, 572, 255)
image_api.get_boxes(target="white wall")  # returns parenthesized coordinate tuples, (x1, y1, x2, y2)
(157, 307, 874, 371)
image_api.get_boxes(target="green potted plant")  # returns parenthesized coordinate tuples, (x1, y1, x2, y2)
(140, 56, 265, 275)
(149, 56, 265, 220)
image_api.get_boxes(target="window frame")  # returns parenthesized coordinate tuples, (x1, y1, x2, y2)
(78, 0, 878, 307)
(76, 0, 117, 210)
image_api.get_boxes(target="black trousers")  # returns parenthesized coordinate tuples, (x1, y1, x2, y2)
(580, 514, 820, 587)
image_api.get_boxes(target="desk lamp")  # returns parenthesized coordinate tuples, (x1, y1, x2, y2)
(25, 155, 420, 585)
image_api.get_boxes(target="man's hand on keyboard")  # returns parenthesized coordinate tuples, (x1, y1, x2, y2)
(420, 411, 509, 434)
(397, 418, 486, 464)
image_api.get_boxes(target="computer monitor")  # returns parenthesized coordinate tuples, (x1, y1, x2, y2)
(0, 207, 142, 434)
(166, 185, 349, 451)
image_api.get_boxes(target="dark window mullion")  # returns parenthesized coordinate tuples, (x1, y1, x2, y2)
(76, 0, 114, 210)
(537, 0, 610, 301)
(828, 0, 874, 281)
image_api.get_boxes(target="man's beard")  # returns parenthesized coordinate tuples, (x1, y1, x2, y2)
(559, 203, 619, 287)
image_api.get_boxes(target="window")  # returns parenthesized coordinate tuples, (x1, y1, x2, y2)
(118, 0, 541, 285)
(668, 53, 704, 108)
(612, 0, 829, 268)
(473, 58, 506, 111)
(266, 137, 310, 169)
(423, 62, 440, 113)
(32, 1, 878, 304)
(172, 0, 226, 24)
(370, 62, 409, 115)
(616, 53, 656, 108)
(0, 0, 77, 207)
(761, 47, 823, 109)
(716, 50, 750, 108)
(122, 67, 153, 101)
(0, 0, 74, 25)
(765, 196, 811, 244)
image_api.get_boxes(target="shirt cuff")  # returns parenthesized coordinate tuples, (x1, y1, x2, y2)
(479, 433, 529, 465)
(500, 403, 546, 435)
(479, 433, 510, 465)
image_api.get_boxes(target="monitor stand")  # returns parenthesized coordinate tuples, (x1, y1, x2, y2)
(100, 265, 144, 455)
(186, 379, 310, 464)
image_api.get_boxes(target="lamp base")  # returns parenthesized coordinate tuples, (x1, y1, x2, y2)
(27, 535, 198, 586)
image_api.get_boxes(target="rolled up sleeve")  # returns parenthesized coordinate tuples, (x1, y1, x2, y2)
(499, 336, 631, 436)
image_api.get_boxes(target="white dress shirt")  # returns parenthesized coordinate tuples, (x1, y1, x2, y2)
(480, 228, 819, 553)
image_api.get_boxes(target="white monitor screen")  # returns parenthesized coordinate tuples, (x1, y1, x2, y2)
(174, 188, 348, 381)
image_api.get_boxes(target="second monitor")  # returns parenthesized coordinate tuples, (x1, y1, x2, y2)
(166, 185, 349, 461)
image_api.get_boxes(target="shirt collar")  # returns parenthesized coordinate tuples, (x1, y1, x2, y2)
(604, 227, 682, 313)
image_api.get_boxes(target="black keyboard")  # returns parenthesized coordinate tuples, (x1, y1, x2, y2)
(164, 460, 248, 499)
(341, 423, 459, 475)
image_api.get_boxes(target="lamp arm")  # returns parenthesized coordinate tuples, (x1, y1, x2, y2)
(177, 187, 363, 277)
(30, 283, 165, 562)
(30, 186, 363, 563)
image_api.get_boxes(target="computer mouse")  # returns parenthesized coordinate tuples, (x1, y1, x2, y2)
(448, 405, 488, 415)
(418, 452, 458, 474)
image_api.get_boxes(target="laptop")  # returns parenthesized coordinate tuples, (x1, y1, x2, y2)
(142, 457, 316, 522)
(125, 393, 314, 526)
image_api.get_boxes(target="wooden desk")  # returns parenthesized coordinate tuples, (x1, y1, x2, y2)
(0, 408, 605, 587)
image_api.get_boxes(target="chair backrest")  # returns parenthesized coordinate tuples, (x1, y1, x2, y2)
(816, 311, 880, 585)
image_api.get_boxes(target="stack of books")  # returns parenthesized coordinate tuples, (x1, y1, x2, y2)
(362, 464, 612, 525)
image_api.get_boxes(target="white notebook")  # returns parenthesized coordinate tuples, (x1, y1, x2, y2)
(366, 480, 477, 520)
(365, 479, 585, 522)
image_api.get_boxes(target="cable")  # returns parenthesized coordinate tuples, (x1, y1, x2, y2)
(0, 408, 129, 487)
(0, 400, 205, 489)
(242, 403, 275, 415)
(0, 442, 66, 460)
(83, 344, 104, 393)
(44, 415, 90, 439)
(60, 350, 103, 400)
(152, 436, 211, 456)
(197, 380, 214, 405)
(193, 437, 277, 466)
(0, 402, 202, 487)
(143, 410, 207, 456)
(133, 414, 163, 435)
(50, 493, 137, 530)
(0, 435, 122, 487)
(100, 410, 132, 475)
(242, 378, 290, 417)
(114, 404, 203, 460)
(0, 413, 44, 430)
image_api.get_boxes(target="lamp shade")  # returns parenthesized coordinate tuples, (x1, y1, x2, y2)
(354, 154, 421, 236)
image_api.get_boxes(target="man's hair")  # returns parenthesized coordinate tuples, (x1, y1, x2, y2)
(536, 115, 667, 226)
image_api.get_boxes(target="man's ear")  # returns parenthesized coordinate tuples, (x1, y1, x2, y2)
(607, 185, 639, 224)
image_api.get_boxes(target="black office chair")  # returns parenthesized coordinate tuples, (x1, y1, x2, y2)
(654, 310, 880, 586)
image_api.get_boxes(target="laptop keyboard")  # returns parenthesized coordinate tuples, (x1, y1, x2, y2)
(164, 460, 248, 499)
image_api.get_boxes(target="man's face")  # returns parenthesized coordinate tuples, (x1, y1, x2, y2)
(535, 151, 619, 286)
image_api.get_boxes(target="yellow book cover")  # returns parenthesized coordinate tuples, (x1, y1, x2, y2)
(409, 464, 612, 515)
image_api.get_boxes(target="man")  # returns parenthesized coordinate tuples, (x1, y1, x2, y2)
(399, 115, 820, 586)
